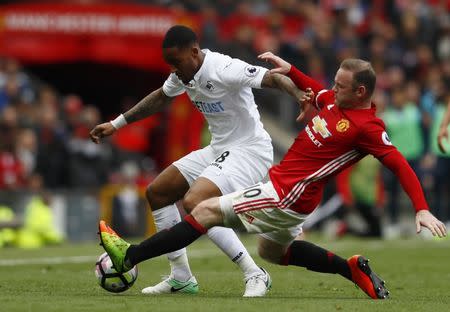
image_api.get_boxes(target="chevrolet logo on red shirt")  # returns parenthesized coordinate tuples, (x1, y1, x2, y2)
(312, 116, 332, 138)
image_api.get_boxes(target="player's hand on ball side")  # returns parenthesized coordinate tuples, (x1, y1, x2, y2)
(258, 52, 291, 75)
(415, 210, 447, 238)
(90, 122, 116, 144)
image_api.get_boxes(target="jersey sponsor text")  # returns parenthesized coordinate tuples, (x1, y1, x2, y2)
(193, 100, 224, 113)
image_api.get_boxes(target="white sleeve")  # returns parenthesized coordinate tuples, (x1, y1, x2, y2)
(220, 58, 268, 90)
(162, 73, 186, 97)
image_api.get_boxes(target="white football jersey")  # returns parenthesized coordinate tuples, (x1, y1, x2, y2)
(162, 49, 271, 152)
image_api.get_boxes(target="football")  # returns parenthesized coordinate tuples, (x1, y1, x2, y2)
(95, 252, 138, 293)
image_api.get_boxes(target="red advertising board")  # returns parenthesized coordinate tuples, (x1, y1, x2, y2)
(0, 3, 202, 70)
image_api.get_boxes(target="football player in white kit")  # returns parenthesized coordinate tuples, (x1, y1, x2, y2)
(90, 25, 302, 297)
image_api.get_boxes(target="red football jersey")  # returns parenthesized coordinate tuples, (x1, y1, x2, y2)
(268, 66, 428, 214)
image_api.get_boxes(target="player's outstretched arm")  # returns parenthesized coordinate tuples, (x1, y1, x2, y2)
(122, 88, 172, 124)
(89, 88, 172, 144)
(261, 70, 303, 107)
(90, 122, 116, 144)
(415, 210, 447, 238)
(259, 51, 325, 99)
(381, 150, 447, 238)
(437, 100, 450, 153)
(261, 71, 310, 122)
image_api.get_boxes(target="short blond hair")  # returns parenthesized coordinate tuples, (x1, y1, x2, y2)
(340, 59, 376, 97)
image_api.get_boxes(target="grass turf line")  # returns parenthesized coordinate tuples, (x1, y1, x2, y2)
(0, 235, 449, 312)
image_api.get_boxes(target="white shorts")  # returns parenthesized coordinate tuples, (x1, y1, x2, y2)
(219, 181, 305, 245)
(173, 141, 273, 195)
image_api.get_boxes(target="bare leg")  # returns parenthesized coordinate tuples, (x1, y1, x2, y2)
(185, 179, 268, 278)
(145, 165, 192, 282)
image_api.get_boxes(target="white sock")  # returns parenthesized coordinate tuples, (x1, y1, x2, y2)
(152, 205, 193, 281)
(206, 226, 261, 277)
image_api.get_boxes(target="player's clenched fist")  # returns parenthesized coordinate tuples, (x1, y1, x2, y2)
(90, 122, 116, 144)
(296, 88, 314, 122)
(300, 88, 314, 106)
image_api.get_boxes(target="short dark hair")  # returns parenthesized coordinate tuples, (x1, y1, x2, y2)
(162, 25, 198, 49)
(340, 59, 376, 98)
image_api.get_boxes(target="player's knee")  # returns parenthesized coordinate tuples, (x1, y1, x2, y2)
(145, 183, 167, 211)
(145, 184, 156, 210)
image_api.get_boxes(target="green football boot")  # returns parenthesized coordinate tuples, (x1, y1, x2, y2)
(98, 220, 132, 273)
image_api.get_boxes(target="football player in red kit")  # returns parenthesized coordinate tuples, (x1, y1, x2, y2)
(99, 52, 446, 299)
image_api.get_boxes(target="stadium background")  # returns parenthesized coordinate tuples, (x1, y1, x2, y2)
(0, 0, 449, 246)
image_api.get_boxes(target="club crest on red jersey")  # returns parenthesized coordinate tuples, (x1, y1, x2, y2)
(336, 119, 350, 132)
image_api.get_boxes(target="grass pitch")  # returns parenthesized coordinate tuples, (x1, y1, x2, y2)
(1, 234, 449, 312)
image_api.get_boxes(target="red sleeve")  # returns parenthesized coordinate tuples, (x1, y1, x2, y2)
(356, 118, 396, 159)
(381, 150, 429, 212)
(287, 66, 331, 110)
(287, 66, 325, 92)
(356, 118, 428, 212)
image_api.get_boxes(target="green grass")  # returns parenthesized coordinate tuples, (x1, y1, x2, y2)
(1, 235, 449, 312)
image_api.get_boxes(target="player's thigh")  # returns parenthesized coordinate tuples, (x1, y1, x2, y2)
(219, 182, 300, 230)
(220, 182, 305, 245)
(146, 165, 190, 210)
(182, 143, 272, 210)
(183, 177, 222, 212)
(199, 143, 273, 195)
(149, 145, 215, 210)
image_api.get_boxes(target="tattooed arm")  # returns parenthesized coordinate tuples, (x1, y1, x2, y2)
(90, 87, 173, 144)
(261, 71, 306, 122)
(123, 88, 173, 123)
(261, 72, 303, 100)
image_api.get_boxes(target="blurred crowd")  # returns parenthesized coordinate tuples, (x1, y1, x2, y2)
(0, 57, 158, 191)
(0, 0, 449, 239)
(0, 57, 158, 246)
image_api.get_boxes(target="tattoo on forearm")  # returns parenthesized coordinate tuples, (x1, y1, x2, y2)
(262, 73, 302, 99)
(123, 88, 172, 123)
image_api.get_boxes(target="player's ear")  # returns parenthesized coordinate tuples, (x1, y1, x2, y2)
(191, 45, 200, 57)
(356, 85, 366, 99)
